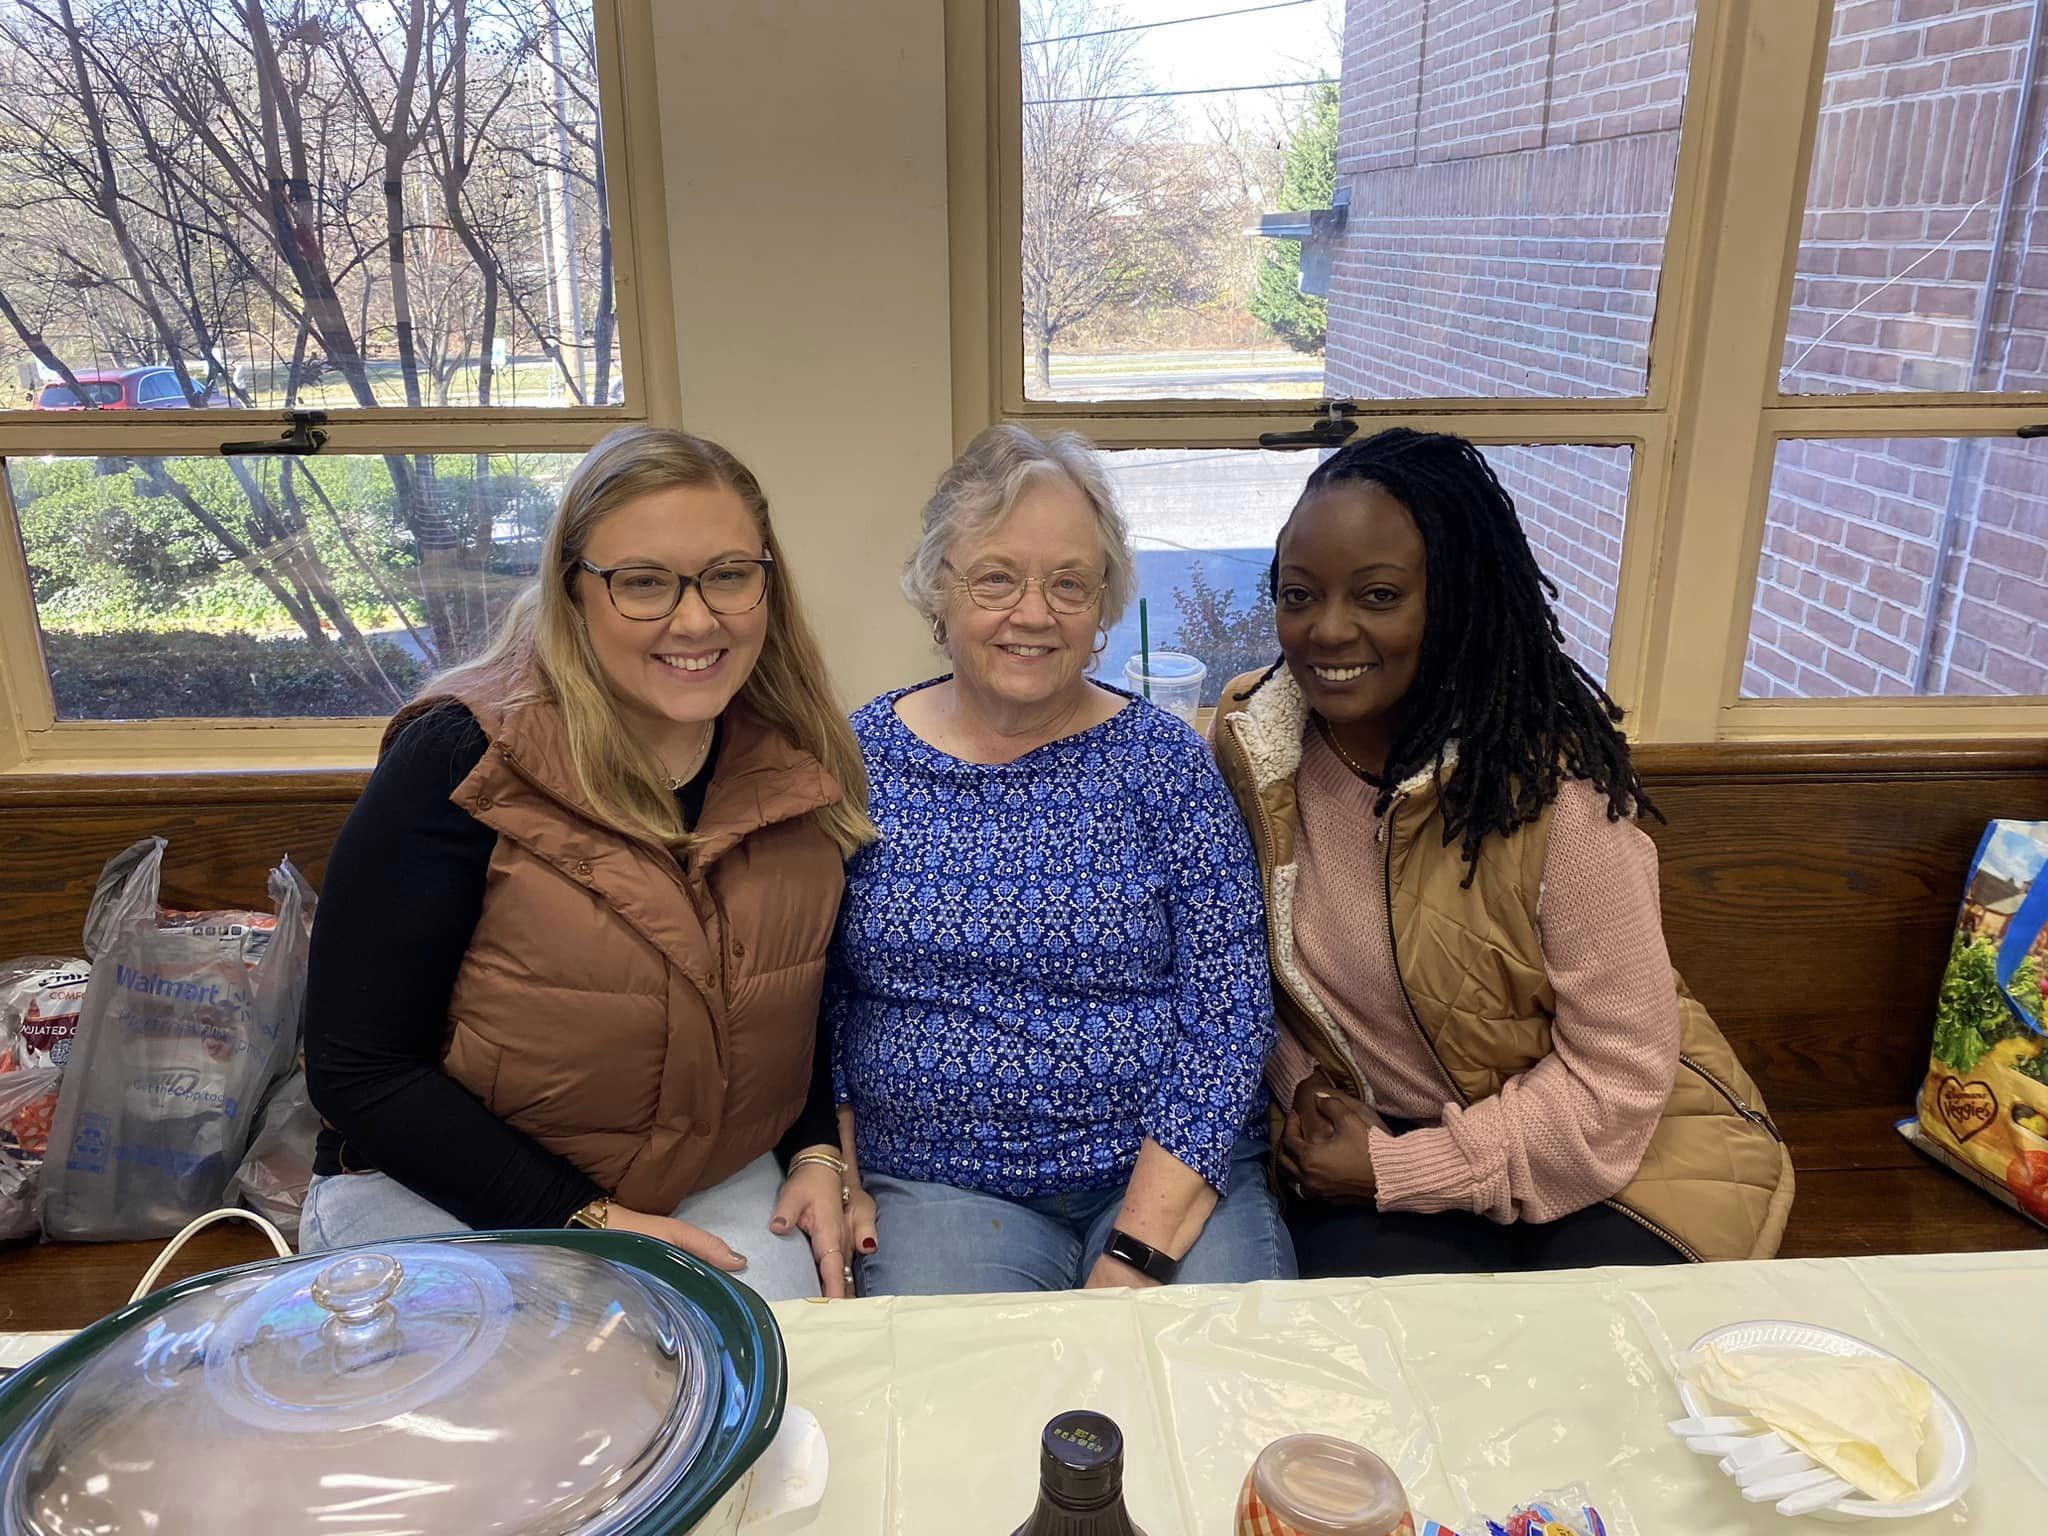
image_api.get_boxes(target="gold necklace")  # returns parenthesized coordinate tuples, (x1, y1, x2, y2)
(1317, 715, 1386, 784)
(661, 722, 715, 791)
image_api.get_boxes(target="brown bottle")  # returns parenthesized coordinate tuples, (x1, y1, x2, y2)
(1011, 1410, 1148, 1536)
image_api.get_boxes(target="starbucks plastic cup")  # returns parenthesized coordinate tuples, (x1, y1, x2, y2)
(1124, 651, 1206, 726)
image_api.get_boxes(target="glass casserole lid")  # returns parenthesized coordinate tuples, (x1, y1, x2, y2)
(0, 1233, 772, 1536)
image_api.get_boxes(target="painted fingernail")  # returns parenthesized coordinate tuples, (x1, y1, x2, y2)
(770, 1216, 788, 1231)
(861, 1238, 876, 1253)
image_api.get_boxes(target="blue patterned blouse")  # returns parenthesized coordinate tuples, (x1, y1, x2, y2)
(828, 681, 1275, 1197)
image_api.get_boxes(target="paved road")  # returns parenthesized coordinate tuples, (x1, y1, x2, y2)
(1039, 349, 1325, 401)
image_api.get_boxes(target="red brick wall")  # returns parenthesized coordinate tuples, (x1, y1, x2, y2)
(1548, 0, 1693, 143)
(1329, 0, 2048, 698)
(1417, 0, 1552, 160)
(1761, 0, 2048, 698)
(1488, 443, 1632, 675)
(1327, 0, 1695, 682)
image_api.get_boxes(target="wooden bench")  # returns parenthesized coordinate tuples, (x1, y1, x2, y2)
(1640, 742, 2048, 1259)
(2, 740, 2045, 1332)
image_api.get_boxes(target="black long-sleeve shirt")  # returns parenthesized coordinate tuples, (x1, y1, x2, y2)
(305, 703, 837, 1229)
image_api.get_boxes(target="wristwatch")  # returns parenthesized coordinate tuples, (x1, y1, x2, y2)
(566, 1196, 610, 1230)
(1102, 1228, 1181, 1284)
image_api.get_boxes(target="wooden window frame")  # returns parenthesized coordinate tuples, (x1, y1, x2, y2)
(948, 0, 2048, 743)
(0, 0, 681, 773)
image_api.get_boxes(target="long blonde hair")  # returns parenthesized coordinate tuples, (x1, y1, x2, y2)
(427, 426, 875, 856)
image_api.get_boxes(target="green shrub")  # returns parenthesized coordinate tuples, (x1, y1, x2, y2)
(41, 630, 424, 720)
(1169, 563, 1276, 707)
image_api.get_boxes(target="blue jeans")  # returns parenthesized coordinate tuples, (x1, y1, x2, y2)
(857, 1135, 1295, 1295)
(299, 1153, 823, 1302)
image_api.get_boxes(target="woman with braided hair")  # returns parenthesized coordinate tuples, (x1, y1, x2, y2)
(1210, 428, 1794, 1275)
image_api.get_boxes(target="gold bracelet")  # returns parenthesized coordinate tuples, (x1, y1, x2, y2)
(566, 1195, 610, 1230)
(787, 1149, 847, 1177)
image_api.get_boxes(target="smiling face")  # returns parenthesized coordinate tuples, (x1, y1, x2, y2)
(942, 477, 1106, 721)
(1274, 480, 1429, 749)
(572, 481, 768, 748)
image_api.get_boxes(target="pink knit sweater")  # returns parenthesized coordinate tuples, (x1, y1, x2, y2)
(1271, 727, 1681, 1223)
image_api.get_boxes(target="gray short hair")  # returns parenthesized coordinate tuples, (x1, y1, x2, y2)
(902, 424, 1137, 638)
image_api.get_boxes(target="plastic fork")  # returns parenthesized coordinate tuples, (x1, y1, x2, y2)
(1741, 1464, 1855, 1505)
(1667, 1415, 1760, 1436)
(1774, 1476, 1859, 1518)
(1725, 1448, 1818, 1483)
(1668, 1412, 1864, 1516)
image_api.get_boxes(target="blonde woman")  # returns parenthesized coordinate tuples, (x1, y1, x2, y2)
(302, 426, 876, 1301)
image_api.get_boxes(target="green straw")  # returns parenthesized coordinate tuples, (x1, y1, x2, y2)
(1138, 597, 1152, 699)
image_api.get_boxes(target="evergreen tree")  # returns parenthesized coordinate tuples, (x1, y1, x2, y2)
(1250, 82, 1337, 353)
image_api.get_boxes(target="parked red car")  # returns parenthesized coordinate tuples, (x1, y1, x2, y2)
(33, 367, 239, 410)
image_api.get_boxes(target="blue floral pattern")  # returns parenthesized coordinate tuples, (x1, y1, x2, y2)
(829, 681, 1275, 1196)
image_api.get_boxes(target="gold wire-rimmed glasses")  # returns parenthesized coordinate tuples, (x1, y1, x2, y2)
(944, 560, 1104, 615)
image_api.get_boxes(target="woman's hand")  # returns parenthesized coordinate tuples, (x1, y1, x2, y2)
(605, 1204, 752, 1272)
(1280, 1072, 1385, 1204)
(844, 1175, 879, 1266)
(767, 1154, 878, 1299)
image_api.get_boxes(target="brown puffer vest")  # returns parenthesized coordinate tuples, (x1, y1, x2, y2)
(383, 684, 845, 1214)
(1211, 666, 1795, 1262)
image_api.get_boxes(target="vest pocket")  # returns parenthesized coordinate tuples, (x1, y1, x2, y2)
(1676, 1054, 1783, 1143)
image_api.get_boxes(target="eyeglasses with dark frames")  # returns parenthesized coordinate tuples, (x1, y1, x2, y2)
(578, 557, 774, 620)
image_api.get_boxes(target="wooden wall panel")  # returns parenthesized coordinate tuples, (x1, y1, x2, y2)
(1637, 742, 2048, 1112)
(0, 773, 359, 957)
(3, 741, 2046, 1326)
(2, 741, 2045, 1118)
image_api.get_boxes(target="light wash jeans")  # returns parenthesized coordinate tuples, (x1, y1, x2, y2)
(856, 1135, 1295, 1296)
(300, 1152, 822, 1302)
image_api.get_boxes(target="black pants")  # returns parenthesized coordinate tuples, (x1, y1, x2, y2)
(1288, 1195, 1685, 1278)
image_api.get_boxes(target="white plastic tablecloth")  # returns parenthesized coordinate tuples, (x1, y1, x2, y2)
(764, 1250, 2045, 1533)
(4, 1251, 2041, 1531)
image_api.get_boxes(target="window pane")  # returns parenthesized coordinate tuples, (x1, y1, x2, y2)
(1743, 437, 2048, 698)
(1098, 441, 1631, 703)
(0, 2, 619, 412)
(1782, 1, 2048, 395)
(8, 451, 578, 721)
(1021, 0, 1696, 403)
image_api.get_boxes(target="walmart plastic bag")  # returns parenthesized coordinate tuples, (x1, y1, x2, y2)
(229, 1064, 319, 1240)
(40, 839, 315, 1241)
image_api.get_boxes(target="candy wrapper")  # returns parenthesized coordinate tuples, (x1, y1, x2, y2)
(0, 957, 88, 1240)
(1420, 1486, 1630, 1536)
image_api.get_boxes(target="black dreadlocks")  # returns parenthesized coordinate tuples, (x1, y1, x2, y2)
(1242, 427, 1657, 876)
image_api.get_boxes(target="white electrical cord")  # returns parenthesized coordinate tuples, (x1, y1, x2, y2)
(129, 1207, 293, 1304)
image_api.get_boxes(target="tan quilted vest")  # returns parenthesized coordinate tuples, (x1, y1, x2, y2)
(1212, 667, 1795, 1262)
(384, 685, 845, 1214)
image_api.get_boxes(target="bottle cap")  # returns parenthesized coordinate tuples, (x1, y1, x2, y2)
(1040, 1410, 1125, 1507)
(1249, 1434, 1410, 1536)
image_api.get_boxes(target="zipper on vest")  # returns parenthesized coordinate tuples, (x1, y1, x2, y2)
(1381, 791, 1707, 1264)
(1598, 1194, 1704, 1262)
(1379, 790, 1467, 1108)
(1227, 715, 1368, 1100)
(1677, 1054, 1784, 1143)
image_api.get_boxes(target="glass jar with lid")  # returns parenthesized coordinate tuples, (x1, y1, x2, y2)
(0, 1230, 801, 1536)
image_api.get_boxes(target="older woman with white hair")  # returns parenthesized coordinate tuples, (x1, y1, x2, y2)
(829, 423, 1292, 1294)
